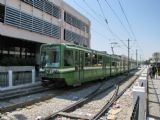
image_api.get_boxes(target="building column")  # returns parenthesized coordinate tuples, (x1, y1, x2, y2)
(8, 70, 13, 88)
(32, 69, 35, 83)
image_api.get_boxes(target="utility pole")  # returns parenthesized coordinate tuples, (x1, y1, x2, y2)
(140, 55, 142, 67)
(136, 49, 138, 67)
(128, 39, 130, 74)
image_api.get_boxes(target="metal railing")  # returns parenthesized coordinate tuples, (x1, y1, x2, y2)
(131, 95, 140, 120)
(0, 66, 40, 90)
(0, 72, 9, 88)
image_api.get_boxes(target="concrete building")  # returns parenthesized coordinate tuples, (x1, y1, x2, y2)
(0, 0, 90, 65)
(0, 0, 90, 90)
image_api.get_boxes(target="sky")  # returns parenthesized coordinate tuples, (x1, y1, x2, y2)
(63, 0, 160, 60)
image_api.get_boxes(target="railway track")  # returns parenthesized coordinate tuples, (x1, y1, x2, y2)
(0, 79, 110, 113)
(45, 71, 139, 120)
(93, 74, 138, 120)
(0, 85, 51, 100)
(0, 69, 143, 120)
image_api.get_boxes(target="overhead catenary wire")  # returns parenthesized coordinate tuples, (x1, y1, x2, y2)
(82, 0, 117, 43)
(82, 0, 129, 55)
(84, 0, 117, 40)
(83, 0, 139, 57)
(117, 0, 145, 59)
(73, 0, 141, 58)
(83, 0, 104, 20)
(96, 0, 128, 48)
(82, 0, 129, 53)
(73, 0, 102, 25)
(73, 0, 112, 43)
(117, 0, 136, 40)
(104, 0, 133, 40)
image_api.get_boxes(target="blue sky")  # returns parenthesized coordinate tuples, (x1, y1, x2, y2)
(64, 0, 160, 60)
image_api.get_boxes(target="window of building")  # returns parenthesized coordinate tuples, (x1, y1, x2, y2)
(4, 6, 61, 39)
(64, 29, 87, 46)
(21, 0, 61, 19)
(64, 11, 89, 33)
(0, 4, 5, 23)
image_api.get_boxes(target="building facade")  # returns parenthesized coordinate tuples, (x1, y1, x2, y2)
(0, 0, 91, 65)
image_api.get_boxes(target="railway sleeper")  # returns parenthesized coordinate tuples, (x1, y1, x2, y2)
(57, 112, 91, 120)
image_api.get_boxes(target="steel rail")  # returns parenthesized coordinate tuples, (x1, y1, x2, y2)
(45, 74, 132, 120)
(91, 69, 143, 120)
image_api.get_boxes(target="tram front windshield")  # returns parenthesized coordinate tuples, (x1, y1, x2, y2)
(41, 46, 60, 68)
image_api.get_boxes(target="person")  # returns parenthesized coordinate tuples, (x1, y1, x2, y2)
(147, 64, 153, 79)
(152, 65, 157, 79)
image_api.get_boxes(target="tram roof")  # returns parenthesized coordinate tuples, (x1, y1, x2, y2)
(42, 43, 110, 56)
(41, 43, 132, 60)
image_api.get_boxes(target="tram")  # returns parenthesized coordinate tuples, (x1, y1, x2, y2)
(39, 43, 137, 86)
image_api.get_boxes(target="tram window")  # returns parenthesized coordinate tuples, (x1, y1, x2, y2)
(85, 52, 91, 66)
(98, 55, 103, 65)
(64, 50, 73, 67)
(75, 51, 79, 65)
(92, 54, 97, 66)
(117, 62, 120, 67)
(102, 57, 106, 67)
(106, 57, 110, 66)
(112, 62, 116, 66)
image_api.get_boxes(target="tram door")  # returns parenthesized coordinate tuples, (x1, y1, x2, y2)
(75, 50, 84, 84)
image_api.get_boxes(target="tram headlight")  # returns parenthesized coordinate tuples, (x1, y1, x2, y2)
(39, 68, 45, 72)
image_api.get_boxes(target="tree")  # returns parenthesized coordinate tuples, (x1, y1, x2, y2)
(152, 52, 160, 65)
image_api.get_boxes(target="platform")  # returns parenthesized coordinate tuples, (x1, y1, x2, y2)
(147, 76, 160, 120)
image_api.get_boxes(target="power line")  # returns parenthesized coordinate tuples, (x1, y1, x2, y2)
(75, 0, 136, 56)
(96, 0, 108, 24)
(82, 0, 128, 50)
(73, 0, 102, 25)
(117, 0, 145, 59)
(83, 0, 104, 20)
(118, 0, 136, 40)
(96, 0, 128, 48)
(73, 0, 112, 42)
(104, 0, 133, 39)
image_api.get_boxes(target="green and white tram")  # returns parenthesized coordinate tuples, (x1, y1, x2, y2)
(39, 43, 137, 87)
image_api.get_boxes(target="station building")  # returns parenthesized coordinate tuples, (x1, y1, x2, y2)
(0, 0, 90, 90)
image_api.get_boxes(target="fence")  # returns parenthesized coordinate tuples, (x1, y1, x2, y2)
(0, 66, 40, 91)
(131, 96, 140, 120)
